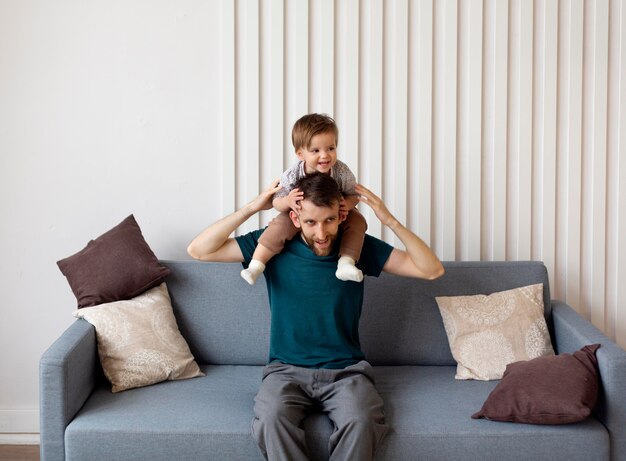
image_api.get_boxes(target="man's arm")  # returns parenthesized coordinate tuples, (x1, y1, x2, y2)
(187, 179, 282, 263)
(355, 184, 444, 280)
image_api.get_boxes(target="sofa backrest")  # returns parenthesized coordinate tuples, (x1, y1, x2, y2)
(162, 260, 551, 366)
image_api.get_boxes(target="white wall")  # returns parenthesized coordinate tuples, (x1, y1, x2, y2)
(1, 0, 625, 440)
(0, 0, 223, 439)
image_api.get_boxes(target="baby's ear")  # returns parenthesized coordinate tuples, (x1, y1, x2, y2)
(295, 149, 305, 161)
(289, 210, 302, 228)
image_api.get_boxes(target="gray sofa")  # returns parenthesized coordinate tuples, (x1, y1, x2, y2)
(40, 260, 626, 461)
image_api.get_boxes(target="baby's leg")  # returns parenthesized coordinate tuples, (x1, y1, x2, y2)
(241, 212, 299, 285)
(240, 244, 274, 285)
(336, 209, 368, 283)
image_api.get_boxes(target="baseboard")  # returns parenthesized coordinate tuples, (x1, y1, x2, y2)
(0, 409, 39, 437)
(0, 433, 40, 445)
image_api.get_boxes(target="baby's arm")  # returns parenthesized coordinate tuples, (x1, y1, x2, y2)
(339, 194, 360, 222)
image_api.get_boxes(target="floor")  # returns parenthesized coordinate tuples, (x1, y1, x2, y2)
(0, 445, 39, 461)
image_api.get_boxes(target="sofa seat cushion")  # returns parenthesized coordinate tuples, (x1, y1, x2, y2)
(371, 366, 609, 461)
(65, 365, 264, 461)
(65, 365, 609, 461)
(303, 367, 609, 460)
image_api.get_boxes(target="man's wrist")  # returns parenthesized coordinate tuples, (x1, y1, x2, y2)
(385, 216, 402, 232)
(239, 205, 253, 220)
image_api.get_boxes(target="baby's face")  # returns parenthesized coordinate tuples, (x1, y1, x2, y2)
(297, 131, 337, 175)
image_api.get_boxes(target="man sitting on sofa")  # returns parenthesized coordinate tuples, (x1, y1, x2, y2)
(187, 172, 444, 461)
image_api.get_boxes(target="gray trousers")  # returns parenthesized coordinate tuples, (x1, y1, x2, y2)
(251, 360, 388, 461)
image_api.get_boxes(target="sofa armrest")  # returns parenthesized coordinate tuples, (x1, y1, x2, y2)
(39, 319, 99, 461)
(552, 301, 626, 461)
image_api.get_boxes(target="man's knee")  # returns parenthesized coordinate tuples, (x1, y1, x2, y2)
(252, 401, 309, 460)
(336, 404, 385, 430)
(253, 379, 309, 435)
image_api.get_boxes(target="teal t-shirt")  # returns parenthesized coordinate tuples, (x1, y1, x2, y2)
(236, 230, 393, 369)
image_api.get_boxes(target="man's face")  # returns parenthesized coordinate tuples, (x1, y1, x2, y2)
(289, 199, 341, 256)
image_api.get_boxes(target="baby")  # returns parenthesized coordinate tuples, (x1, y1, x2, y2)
(241, 113, 367, 285)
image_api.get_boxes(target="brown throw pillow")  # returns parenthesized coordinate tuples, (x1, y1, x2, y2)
(57, 214, 170, 308)
(472, 344, 601, 424)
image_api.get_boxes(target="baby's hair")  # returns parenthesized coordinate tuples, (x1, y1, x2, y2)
(291, 113, 339, 151)
(294, 172, 343, 208)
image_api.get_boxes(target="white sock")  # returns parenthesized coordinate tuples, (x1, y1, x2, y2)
(241, 259, 266, 285)
(335, 256, 364, 283)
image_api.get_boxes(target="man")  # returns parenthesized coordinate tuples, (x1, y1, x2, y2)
(188, 173, 444, 461)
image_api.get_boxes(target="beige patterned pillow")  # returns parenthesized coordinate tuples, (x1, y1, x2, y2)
(73, 283, 204, 392)
(435, 284, 554, 380)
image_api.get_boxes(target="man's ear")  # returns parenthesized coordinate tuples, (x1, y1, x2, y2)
(289, 210, 302, 228)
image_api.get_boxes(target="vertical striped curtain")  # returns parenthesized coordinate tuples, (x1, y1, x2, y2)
(216, 0, 626, 348)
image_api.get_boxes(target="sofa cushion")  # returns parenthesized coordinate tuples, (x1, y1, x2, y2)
(471, 344, 601, 424)
(64, 365, 609, 461)
(435, 284, 554, 380)
(159, 261, 553, 367)
(371, 366, 607, 461)
(57, 214, 170, 308)
(73, 283, 204, 392)
(65, 366, 265, 461)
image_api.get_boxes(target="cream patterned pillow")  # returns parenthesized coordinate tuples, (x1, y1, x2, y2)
(73, 283, 204, 392)
(435, 284, 554, 380)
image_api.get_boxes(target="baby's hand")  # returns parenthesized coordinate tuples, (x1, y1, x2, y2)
(288, 188, 304, 212)
(339, 198, 349, 222)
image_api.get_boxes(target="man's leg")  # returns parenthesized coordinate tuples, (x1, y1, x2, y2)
(319, 361, 388, 461)
(252, 363, 314, 461)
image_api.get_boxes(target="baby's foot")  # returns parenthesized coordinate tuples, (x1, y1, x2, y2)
(240, 260, 266, 285)
(335, 256, 363, 283)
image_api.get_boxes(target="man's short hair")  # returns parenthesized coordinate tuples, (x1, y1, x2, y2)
(294, 173, 343, 208)
(292, 113, 339, 151)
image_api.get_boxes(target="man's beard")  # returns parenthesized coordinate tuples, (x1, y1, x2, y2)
(301, 232, 337, 256)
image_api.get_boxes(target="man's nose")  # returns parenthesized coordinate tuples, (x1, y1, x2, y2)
(315, 224, 327, 239)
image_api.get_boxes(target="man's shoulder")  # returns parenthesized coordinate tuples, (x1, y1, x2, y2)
(362, 233, 391, 251)
(358, 234, 394, 276)
(235, 228, 266, 264)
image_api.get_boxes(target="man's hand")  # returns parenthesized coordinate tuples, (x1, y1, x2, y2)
(355, 183, 444, 280)
(188, 179, 282, 262)
(355, 184, 397, 229)
(243, 179, 283, 217)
